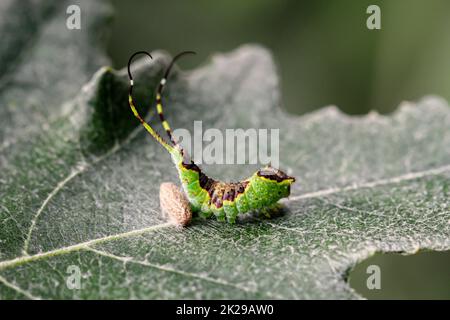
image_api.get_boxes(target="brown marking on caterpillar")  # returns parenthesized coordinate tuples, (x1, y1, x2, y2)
(257, 168, 295, 183)
(181, 160, 250, 209)
(223, 187, 235, 202)
(159, 182, 192, 226)
(207, 181, 249, 209)
(182, 160, 201, 173)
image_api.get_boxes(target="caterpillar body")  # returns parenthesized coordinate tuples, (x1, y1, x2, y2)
(128, 51, 296, 224)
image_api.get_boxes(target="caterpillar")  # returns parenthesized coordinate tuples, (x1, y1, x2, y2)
(127, 50, 296, 224)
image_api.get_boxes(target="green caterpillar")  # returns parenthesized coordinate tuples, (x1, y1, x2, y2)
(127, 51, 296, 224)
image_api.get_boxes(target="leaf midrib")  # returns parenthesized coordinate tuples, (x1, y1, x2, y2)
(2, 163, 449, 272)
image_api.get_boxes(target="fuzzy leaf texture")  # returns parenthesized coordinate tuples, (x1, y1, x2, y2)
(0, 0, 449, 299)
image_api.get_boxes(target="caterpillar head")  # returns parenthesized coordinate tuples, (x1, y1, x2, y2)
(256, 165, 296, 199)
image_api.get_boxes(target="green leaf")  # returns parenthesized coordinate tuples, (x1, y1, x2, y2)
(1, 1, 449, 299)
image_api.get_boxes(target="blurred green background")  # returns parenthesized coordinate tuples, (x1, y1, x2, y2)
(108, 0, 450, 115)
(106, 0, 450, 299)
(349, 251, 450, 299)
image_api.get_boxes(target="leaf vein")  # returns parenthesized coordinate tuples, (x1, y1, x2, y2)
(3, 164, 449, 273)
(86, 247, 255, 293)
(284, 164, 450, 203)
(0, 275, 41, 300)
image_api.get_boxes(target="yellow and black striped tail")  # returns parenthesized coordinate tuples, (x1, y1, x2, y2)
(127, 51, 174, 154)
(155, 51, 196, 147)
(156, 91, 174, 145)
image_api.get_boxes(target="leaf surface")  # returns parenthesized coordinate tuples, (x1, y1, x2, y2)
(1, 1, 449, 299)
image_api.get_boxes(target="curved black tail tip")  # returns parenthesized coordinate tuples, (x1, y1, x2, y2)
(127, 50, 153, 80)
